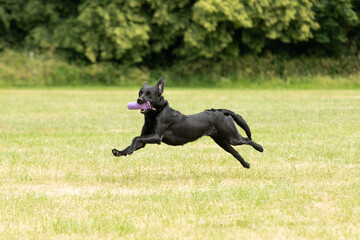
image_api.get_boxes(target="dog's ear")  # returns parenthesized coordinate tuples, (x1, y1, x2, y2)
(156, 77, 165, 94)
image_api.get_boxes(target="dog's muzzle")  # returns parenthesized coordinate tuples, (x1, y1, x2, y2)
(137, 97, 145, 104)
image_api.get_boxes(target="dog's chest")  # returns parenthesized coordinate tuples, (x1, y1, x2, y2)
(144, 115, 161, 134)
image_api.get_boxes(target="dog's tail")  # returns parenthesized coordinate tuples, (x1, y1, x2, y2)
(208, 108, 252, 140)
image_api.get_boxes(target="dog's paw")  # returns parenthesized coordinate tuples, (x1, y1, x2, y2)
(242, 162, 250, 169)
(112, 149, 124, 157)
(252, 142, 264, 153)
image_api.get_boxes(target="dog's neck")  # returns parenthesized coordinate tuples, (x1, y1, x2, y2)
(145, 97, 168, 117)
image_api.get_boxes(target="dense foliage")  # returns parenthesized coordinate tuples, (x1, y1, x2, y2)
(1, 0, 359, 66)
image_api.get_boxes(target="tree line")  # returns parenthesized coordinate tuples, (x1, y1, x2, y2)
(1, 0, 359, 66)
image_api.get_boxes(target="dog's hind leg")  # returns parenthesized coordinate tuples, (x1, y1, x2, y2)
(230, 135, 264, 153)
(211, 137, 250, 168)
(248, 140, 263, 152)
(214, 114, 263, 153)
(211, 109, 252, 140)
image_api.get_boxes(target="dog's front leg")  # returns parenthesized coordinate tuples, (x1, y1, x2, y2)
(127, 134, 162, 155)
(112, 142, 145, 157)
(113, 122, 152, 157)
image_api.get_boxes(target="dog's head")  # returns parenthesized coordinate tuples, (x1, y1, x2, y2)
(137, 77, 166, 114)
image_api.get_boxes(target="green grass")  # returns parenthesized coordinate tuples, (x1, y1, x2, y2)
(0, 89, 359, 239)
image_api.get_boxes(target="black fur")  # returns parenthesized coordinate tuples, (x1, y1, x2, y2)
(112, 77, 263, 168)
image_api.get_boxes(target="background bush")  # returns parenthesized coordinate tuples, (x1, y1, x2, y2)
(1, 0, 359, 64)
(0, 0, 359, 87)
(0, 50, 358, 88)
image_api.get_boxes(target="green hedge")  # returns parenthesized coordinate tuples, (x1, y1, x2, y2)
(0, 50, 359, 88)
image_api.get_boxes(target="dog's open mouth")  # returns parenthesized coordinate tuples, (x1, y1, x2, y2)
(140, 105, 156, 114)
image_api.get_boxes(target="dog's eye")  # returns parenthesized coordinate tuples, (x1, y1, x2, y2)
(139, 91, 143, 96)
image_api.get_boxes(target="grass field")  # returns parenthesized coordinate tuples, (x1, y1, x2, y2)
(0, 88, 359, 239)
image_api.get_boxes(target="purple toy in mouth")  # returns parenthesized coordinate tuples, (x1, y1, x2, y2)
(127, 101, 152, 112)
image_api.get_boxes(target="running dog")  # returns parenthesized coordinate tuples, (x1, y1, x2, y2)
(112, 77, 263, 168)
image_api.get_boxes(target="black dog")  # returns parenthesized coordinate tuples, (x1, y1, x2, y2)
(112, 77, 263, 168)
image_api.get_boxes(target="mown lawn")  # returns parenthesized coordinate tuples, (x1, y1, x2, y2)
(0, 88, 359, 239)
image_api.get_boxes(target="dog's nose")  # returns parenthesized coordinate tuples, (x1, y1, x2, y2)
(137, 97, 145, 104)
